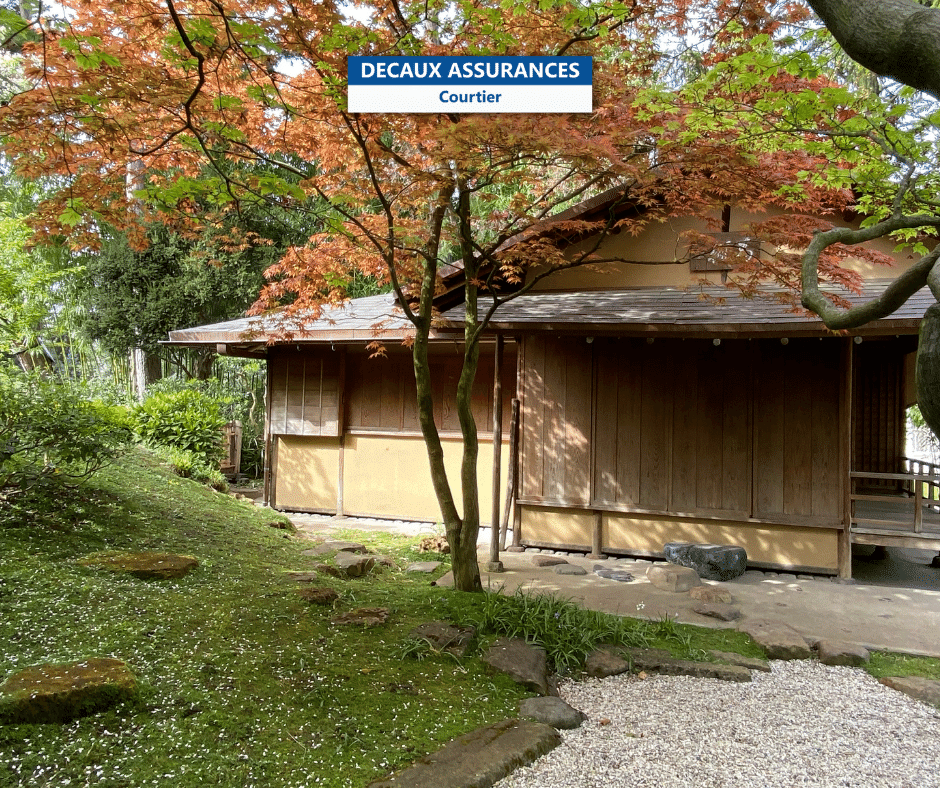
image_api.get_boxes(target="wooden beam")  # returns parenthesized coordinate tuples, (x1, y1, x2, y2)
(587, 510, 604, 559)
(488, 336, 504, 570)
(262, 355, 274, 507)
(500, 397, 520, 551)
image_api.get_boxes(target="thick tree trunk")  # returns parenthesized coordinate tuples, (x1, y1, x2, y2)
(130, 348, 163, 401)
(917, 303, 940, 438)
(806, 0, 940, 97)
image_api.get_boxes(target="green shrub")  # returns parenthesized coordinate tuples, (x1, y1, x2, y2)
(0, 364, 133, 491)
(134, 388, 227, 467)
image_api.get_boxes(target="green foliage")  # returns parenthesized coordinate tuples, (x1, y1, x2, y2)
(449, 587, 652, 674)
(151, 445, 228, 491)
(133, 388, 227, 467)
(0, 364, 132, 491)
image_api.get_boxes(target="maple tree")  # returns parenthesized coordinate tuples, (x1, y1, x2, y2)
(0, 0, 922, 590)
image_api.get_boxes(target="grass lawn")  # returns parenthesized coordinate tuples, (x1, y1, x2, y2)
(1, 449, 937, 787)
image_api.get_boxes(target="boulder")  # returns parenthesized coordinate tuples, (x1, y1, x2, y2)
(663, 542, 748, 581)
(368, 719, 561, 788)
(531, 556, 568, 568)
(313, 563, 344, 579)
(409, 622, 476, 658)
(483, 638, 552, 696)
(552, 564, 587, 576)
(646, 564, 701, 592)
(879, 676, 940, 707)
(585, 647, 631, 679)
(689, 585, 734, 604)
(692, 602, 742, 621)
(519, 697, 586, 730)
(0, 658, 138, 724)
(739, 619, 813, 660)
(334, 553, 376, 577)
(817, 640, 870, 667)
(78, 551, 198, 580)
(297, 587, 340, 605)
(332, 607, 389, 627)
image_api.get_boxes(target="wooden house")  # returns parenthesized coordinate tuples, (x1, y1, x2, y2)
(167, 198, 940, 579)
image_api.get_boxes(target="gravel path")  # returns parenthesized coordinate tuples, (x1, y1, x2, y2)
(495, 661, 940, 788)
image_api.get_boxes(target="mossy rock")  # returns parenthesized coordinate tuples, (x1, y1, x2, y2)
(79, 551, 199, 580)
(0, 658, 138, 724)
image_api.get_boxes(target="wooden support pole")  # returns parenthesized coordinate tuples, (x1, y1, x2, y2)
(488, 336, 505, 571)
(335, 349, 347, 518)
(839, 337, 853, 580)
(587, 510, 604, 560)
(500, 398, 520, 551)
(262, 355, 273, 507)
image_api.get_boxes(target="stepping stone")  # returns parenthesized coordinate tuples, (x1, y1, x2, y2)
(313, 563, 344, 578)
(287, 571, 322, 583)
(689, 585, 734, 604)
(407, 561, 442, 573)
(647, 564, 702, 592)
(817, 640, 870, 667)
(304, 540, 368, 556)
(879, 676, 940, 707)
(483, 638, 551, 696)
(0, 658, 138, 724)
(692, 601, 742, 621)
(297, 587, 339, 605)
(739, 619, 812, 660)
(553, 564, 587, 576)
(709, 650, 771, 673)
(520, 696, 586, 730)
(409, 622, 476, 658)
(78, 551, 198, 580)
(531, 556, 568, 567)
(371, 555, 399, 569)
(593, 567, 635, 583)
(334, 553, 376, 577)
(663, 542, 748, 581)
(586, 647, 631, 678)
(367, 719, 561, 788)
(622, 648, 752, 682)
(332, 607, 389, 627)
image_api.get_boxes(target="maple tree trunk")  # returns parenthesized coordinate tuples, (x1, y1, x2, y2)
(917, 303, 940, 439)
(806, 0, 940, 97)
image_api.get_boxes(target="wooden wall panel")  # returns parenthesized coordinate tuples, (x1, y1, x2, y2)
(853, 342, 903, 478)
(269, 349, 342, 437)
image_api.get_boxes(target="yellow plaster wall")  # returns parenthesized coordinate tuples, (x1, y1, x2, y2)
(342, 434, 509, 523)
(521, 506, 839, 572)
(275, 435, 340, 510)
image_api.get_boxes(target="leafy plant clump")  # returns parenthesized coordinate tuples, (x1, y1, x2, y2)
(151, 444, 228, 491)
(133, 387, 227, 467)
(0, 364, 132, 493)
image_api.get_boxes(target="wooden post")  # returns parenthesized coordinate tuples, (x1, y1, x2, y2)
(335, 349, 347, 518)
(587, 510, 603, 559)
(488, 336, 505, 572)
(838, 337, 853, 580)
(914, 481, 924, 533)
(262, 355, 274, 507)
(500, 398, 520, 550)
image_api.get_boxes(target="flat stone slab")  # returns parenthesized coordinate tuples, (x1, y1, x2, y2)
(78, 552, 198, 580)
(483, 638, 551, 696)
(623, 648, 752, 682)
(407, 561, 443, 573)
(297, 587, 340, 605)
(332, 607, 389, 627)
(692, 601, 742, 621)
(709, 650, 771, 673)
(0, 658, 138, 723)
(689, 585, 734, 604)
(879, 676, 940, 707)
(368, 718, 561, 788)
(739, 619, 813, 660)
(593, 566, 635, 583)
(553, 564, 587, 576)
(817, 640, 870, 667)
(531, 556, 568, 568)
(586, 647, 631, 678)
(663, 542, 748, 581)
(410, 622, 476, 658)
(519, 697, 586, 730)
(312, 540, 368, 555)
(647, 564, 701, 592)
(334, 553, 376, 577)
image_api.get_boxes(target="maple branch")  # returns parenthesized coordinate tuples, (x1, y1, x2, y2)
(801, 214, 940, 329)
